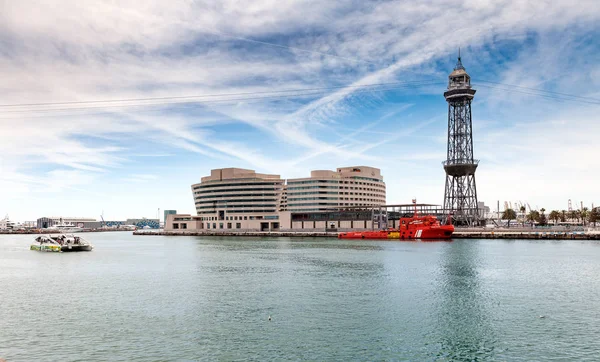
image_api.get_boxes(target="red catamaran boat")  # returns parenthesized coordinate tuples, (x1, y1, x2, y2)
(338, 200, 454, 240)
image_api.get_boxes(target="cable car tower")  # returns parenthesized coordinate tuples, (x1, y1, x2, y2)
(442, 51, 479, 225)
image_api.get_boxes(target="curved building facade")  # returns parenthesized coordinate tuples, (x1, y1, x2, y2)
(191, 168, 284, 230)
(286, 166, 385, 212)
(167, 166, 386, 232)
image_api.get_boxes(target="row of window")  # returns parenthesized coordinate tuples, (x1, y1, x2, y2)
(287, 179, 383, 185)
(195, 199, 277, 205)
(350, 176, 383, 182)
(197, 209, 277, 214)
(288, 202, 341, 207)
(194, 187, 280, 196)
(199, 215, 272, 221)
(288, 198, 382, 204)
(287, 180, 340, 185)
(205, 223, 242, 229)
(193, 182, 282, 190)
(284, 191, 340, 196)
(196, 204, 277, 209)
(195, 193, 279, 199)
(287, 186, 385, 192)
(287, 197, 340, 201)
(287, 186, 341, 190)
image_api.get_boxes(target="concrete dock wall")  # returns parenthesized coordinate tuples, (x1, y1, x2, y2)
(134, 229, 600, 240)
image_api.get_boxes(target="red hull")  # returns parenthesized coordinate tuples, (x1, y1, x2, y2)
(338, 212, 454, 240)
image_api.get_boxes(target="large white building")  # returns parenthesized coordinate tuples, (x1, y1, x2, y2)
(166, 166, 386, 232)
(286, 166, 385, 212)
(190, 168, 285, 231)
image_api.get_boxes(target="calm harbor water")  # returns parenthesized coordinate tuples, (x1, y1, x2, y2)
(1, 232, 600, 361)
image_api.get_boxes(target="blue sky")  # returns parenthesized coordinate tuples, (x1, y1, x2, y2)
(1, 0, 599, 221)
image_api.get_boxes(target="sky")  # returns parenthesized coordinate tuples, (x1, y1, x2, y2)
(1, 0, 599, 221)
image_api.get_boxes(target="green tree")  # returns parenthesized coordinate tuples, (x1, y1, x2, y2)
(589, 208, 598, 227)
(502, 208, 517, 228)
(549, 210, 560, 225)
(560, 210, 567, 222)
(527, 210, 540, 224)
(539, 213, 548, 226)
(539, 208, 547, 226)
(581, 207, 589, 226)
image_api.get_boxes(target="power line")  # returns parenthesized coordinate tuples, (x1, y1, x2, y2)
(477, 80, 600, 103)
(1, 79, 597, 118)
(0, 80, 440, 109)
(474, 83, 600, 105)
(0, 81, 444, 117)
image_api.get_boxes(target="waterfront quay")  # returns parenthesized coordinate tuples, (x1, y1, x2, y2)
(135, 228, 600, 240)
(0, 228, 130, 235)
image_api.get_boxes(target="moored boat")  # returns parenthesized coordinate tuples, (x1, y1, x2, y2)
(338, 201, 454, 240)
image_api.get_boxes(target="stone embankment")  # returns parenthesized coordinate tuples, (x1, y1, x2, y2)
(135, 229, 600, 240)
(454, 230, 599, 240)
(0, 228, 132, 234)
(134, 230, 335, 237)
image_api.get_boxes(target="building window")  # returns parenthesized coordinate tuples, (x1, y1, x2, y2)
(244, 216, 248, 220)
(236, 223, 241, 229)
(173, 223, 179, 229)
(213, 223, 216, 229)
(182, 223, 187, 229)
(227, 223, 232, 229)
(219, 223, 224, 229)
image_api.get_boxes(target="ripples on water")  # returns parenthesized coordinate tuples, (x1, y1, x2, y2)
(1, 234, 600, 361)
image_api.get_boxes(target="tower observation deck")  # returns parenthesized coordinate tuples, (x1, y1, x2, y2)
(442, 52, 479, 225)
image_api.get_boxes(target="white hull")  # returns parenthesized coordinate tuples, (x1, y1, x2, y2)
(57, 228, 83, 233)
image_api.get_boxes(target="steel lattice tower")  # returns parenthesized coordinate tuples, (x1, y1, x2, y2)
(443, 52, 479, 225)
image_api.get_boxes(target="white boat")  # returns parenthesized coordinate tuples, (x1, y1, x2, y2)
(46, 218, 84, 233)
(0, 215, 16, 230)
(31, 234, 93, 252)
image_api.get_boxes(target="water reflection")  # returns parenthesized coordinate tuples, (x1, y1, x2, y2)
(434, 240, 497, 360)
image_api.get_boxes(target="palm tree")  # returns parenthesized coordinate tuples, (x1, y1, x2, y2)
(581, 207, 589, 226)
(589, 208, 598, 227)
(539, 210, 548, 226)
(502, 208, 517, 228)
(560, 210, 567, 222)
(527, 210, 540, 224)
(549, 210, 560, 225)
(569, 210, 578, 222)
(575, 210, 582, 224)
